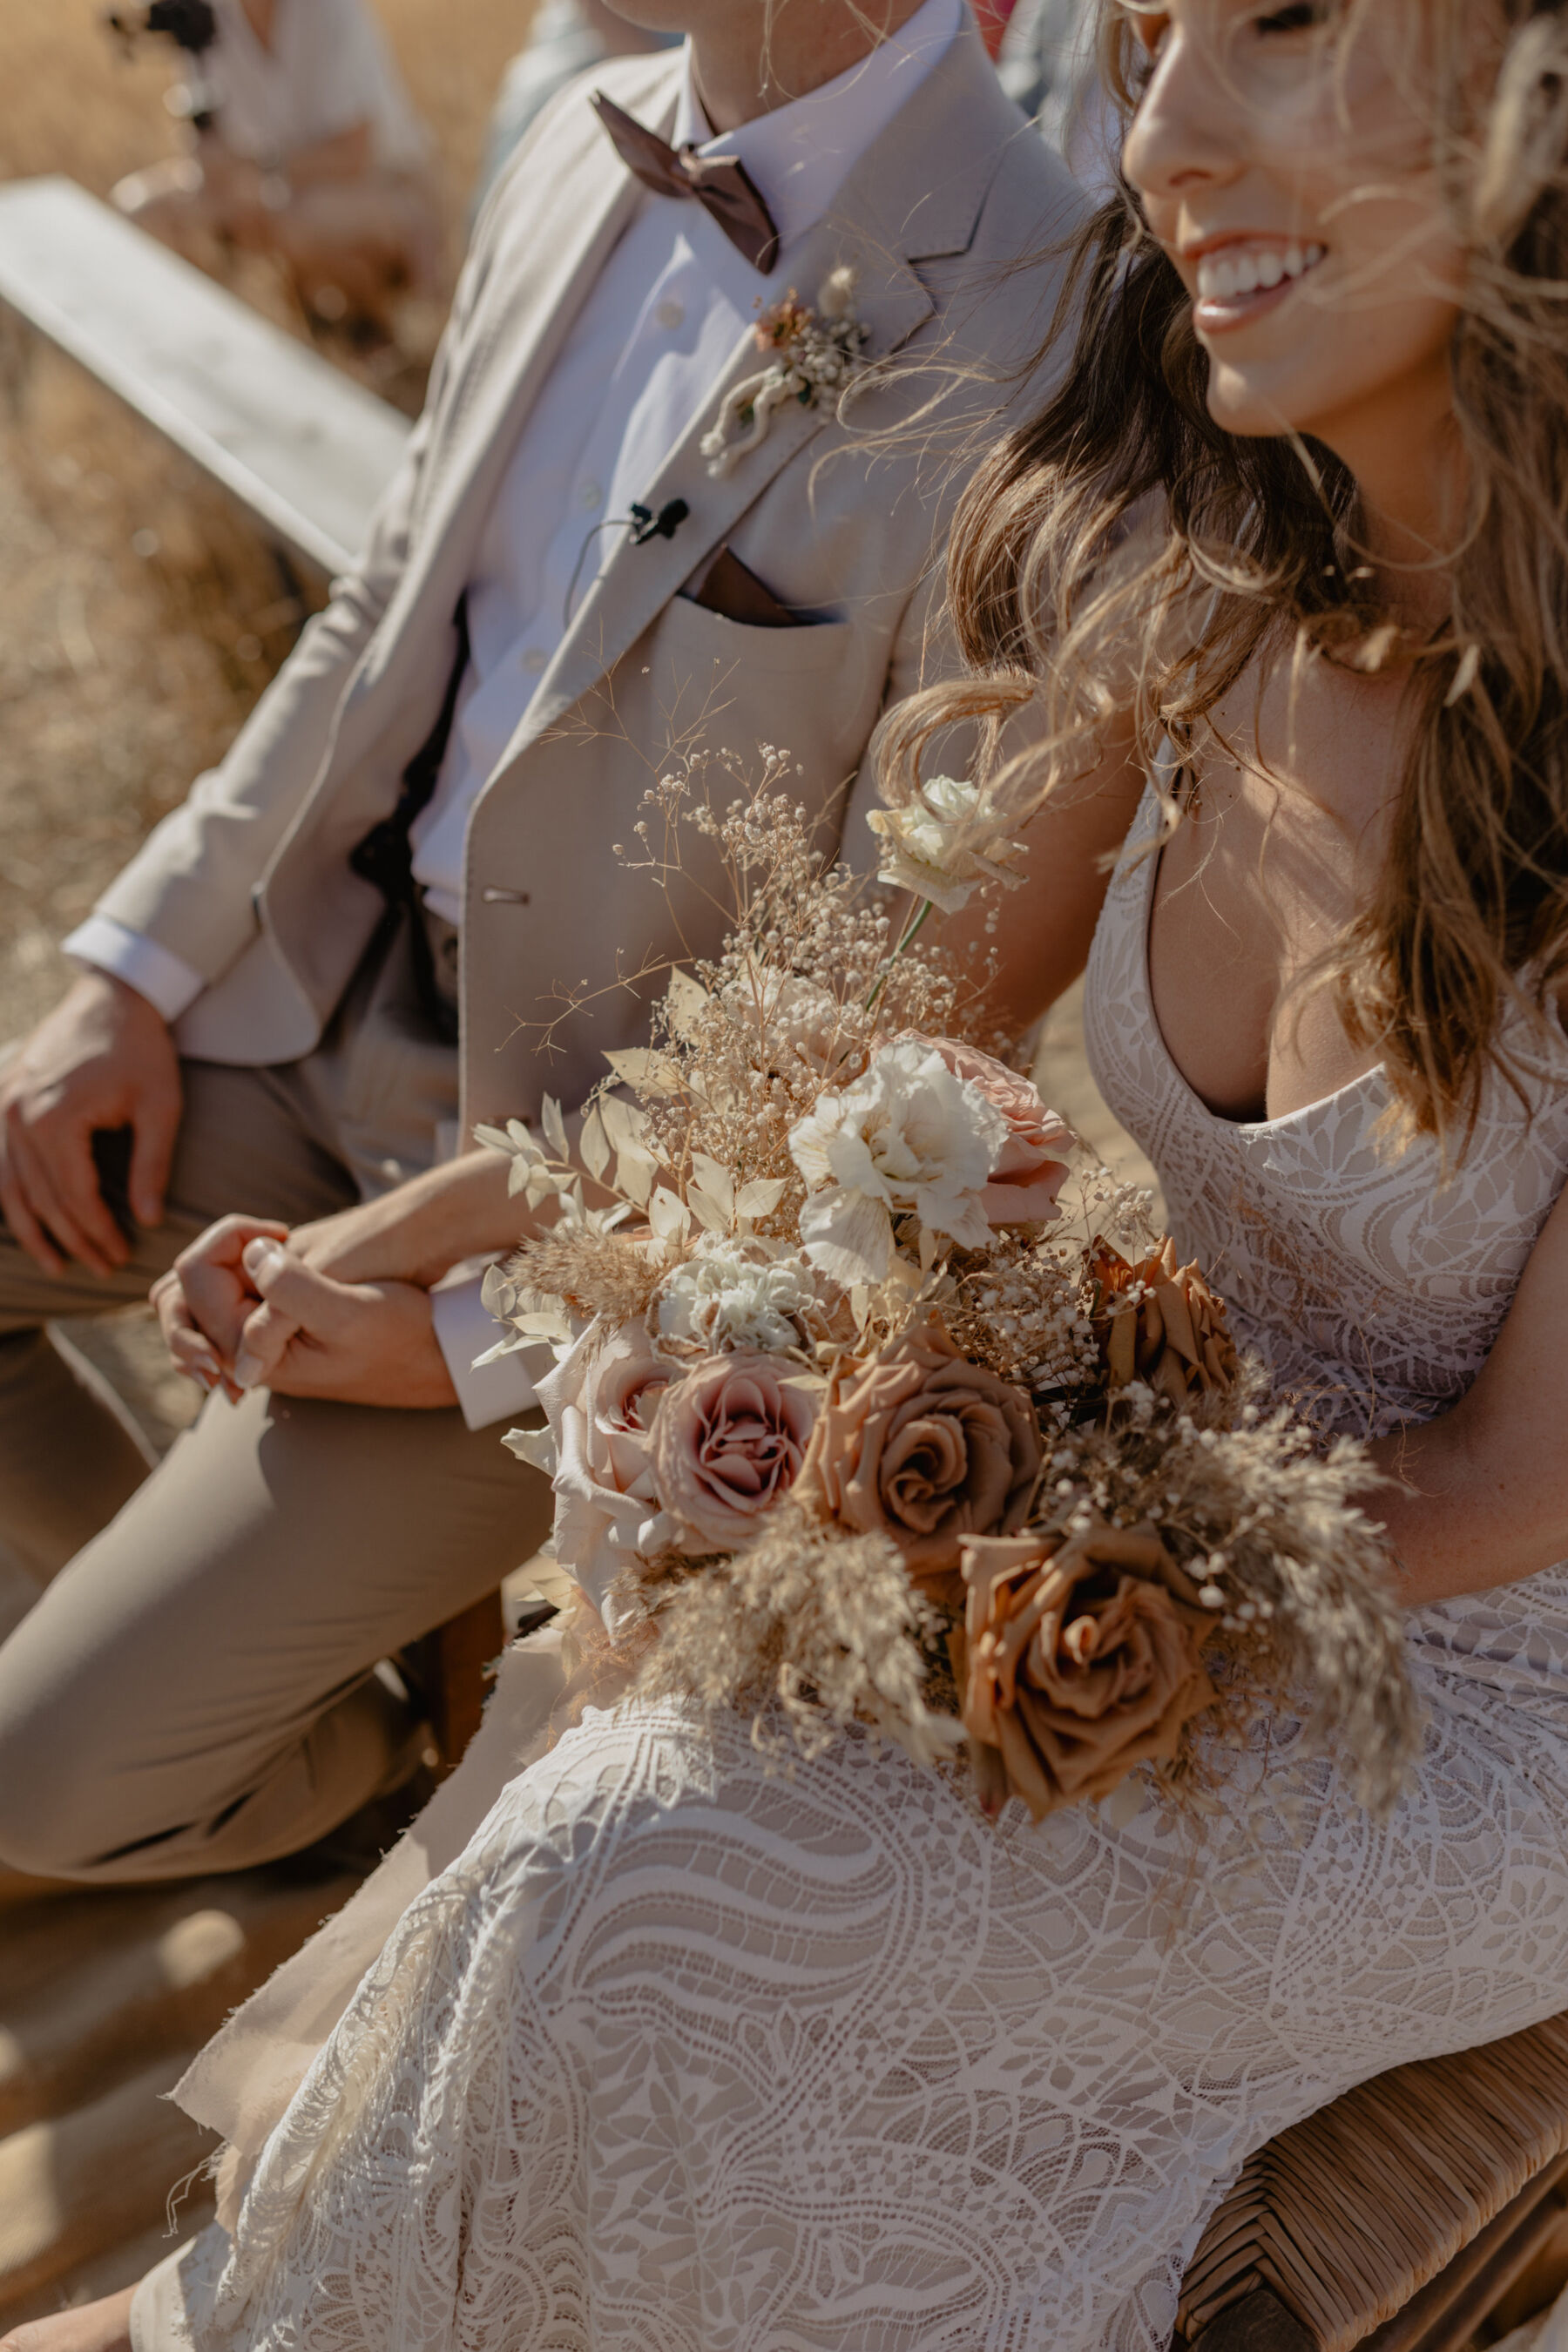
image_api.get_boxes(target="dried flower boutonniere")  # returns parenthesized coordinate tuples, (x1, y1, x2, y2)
(700, 265, 869, 479)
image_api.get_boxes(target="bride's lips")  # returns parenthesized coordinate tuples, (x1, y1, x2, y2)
(1186, 237, 1327, 335)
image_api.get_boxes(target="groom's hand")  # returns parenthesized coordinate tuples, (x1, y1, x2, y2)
(231, 1238, 459, 1409)
(0, 972, 182, 1277)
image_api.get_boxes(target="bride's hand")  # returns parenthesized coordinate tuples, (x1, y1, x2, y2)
(229, 1239, 459, 1409)
(150, 1213, 292, 1398)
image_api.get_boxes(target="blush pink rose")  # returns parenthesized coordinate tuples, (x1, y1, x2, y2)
(652, 1353, 819, 1551)
(901, 1034, 1073, 1226)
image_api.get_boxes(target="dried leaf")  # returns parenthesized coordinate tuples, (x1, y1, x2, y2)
(615, 1146, 658, 1209)
(735, 1176, 788, 1221)
(689, 1152, 735, 1221)
(647, 1187, 693, 1242)
(667, 967, 709, 1037)
(604, 1047, 683, 1098)
(579, 1103, 612, 1185)
(540, 1095, 569, 1160)
(598, 1092, 646, 1156)
(686, 1184, 730, 1236)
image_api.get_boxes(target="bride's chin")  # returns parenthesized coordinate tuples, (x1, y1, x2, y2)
(1201, 362, 1321, 443)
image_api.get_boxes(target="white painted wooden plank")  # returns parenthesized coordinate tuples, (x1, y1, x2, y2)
(0, 175, 411, 574)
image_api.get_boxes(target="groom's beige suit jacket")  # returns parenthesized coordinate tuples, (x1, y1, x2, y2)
(94, 24, 1083, 1135)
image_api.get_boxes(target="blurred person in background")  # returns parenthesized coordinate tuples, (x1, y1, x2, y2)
(112, 0, 443, 336)
(997, 0, 1118, 195)
(471, 0, 679, 218)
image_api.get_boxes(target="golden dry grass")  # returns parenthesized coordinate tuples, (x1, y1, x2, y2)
(0, 0, 535, 1040)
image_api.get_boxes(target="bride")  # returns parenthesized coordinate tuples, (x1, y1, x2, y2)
(22, 2, 1568, 2346)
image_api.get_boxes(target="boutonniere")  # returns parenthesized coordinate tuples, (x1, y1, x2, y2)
(700, 267, 869, 479)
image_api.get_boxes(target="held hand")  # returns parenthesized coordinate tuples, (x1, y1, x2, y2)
(233, 1239, 459, 1409)
(151, 1213, 292, 1399)
(0, 972, 182, 1278)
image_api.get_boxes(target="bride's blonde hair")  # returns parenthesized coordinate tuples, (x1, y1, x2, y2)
(881, 0, 1568, 1148)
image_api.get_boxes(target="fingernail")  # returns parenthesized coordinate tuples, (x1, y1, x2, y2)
(233, 1351, 263, 1390)
(242, 1240, 285, 1282)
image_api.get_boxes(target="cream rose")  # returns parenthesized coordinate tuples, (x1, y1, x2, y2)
(798, 1315, 1042, 1588)
(534, 1324, 676, 1633)
(652, 1352, 820, 1550)
(956, 1519, 1215, 1821)
(787, 1039, 1007, 1285)
(903, 1036, 1074, 1226)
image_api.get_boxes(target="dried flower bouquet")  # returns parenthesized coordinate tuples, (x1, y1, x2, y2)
(478, 761, 1420, 1827)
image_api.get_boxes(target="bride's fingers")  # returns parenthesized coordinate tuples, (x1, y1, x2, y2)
(151, 1268, 225, 1395)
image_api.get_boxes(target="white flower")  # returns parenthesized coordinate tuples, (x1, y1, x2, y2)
(865, 774, 1024, 916)
(787, 1039, 1007, 1284)
(657, 1239, 818, 1354)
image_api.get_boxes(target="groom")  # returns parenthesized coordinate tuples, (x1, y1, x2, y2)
(0, 0, 1081, 1882)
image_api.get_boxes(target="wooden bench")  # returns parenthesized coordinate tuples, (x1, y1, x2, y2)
(0, 173, 410, 575)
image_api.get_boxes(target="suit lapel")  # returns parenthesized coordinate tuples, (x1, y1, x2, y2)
(517, 233, 935, 750)
(360, 61, 685, 685)
(490, 15, 1027, 768)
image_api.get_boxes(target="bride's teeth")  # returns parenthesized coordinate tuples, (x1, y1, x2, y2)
(1194, 241, 1325, 302)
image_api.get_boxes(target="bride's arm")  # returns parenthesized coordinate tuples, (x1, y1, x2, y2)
(928, 718, 1147, 1035)
(1372, 1173, 1568, 1605)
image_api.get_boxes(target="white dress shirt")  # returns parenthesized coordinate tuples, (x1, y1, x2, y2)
(65, 0, 962, 1424)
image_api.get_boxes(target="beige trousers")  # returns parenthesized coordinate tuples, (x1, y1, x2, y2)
(0, 916, 551, 1882)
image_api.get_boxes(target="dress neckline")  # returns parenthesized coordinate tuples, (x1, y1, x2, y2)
(1135, 791, 1387, 1139)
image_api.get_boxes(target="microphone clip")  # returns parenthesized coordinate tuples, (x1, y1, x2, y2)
(629, 498, 690, 547)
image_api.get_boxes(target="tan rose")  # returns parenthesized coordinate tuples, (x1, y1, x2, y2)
(1091, 1237, 1239, 1404)
(799, 1315, 1042, 1587)
(906, 1036, 1075, 1226)
(651, 1352, 820, 1551)
(956, 1519, 1216, 1821)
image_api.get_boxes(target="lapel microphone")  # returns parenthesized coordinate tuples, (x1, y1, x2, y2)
(562, 498, 692, 628)
(629, 498, 690, 546)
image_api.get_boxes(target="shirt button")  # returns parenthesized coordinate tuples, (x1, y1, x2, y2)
(522, 647, 548, 675)
(655, 297, 686, 330)
(578, 479, 603, 511)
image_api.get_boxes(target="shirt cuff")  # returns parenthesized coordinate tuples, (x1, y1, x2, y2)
(63, 916, 206, 1024)
(430, 1267, 545, 1432)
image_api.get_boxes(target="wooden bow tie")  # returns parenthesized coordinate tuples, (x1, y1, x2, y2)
(591, 90, 781, 276)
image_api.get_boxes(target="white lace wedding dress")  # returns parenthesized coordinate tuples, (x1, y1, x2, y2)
(137, 787, 1568, 2352)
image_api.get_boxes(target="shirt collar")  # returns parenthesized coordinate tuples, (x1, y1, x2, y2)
(671, 0, 964, 256)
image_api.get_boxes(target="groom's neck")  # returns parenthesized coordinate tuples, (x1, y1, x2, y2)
(605, 1, 932, 133)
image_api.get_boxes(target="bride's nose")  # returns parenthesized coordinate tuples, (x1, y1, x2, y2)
(1122, 24, 1243, 212)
